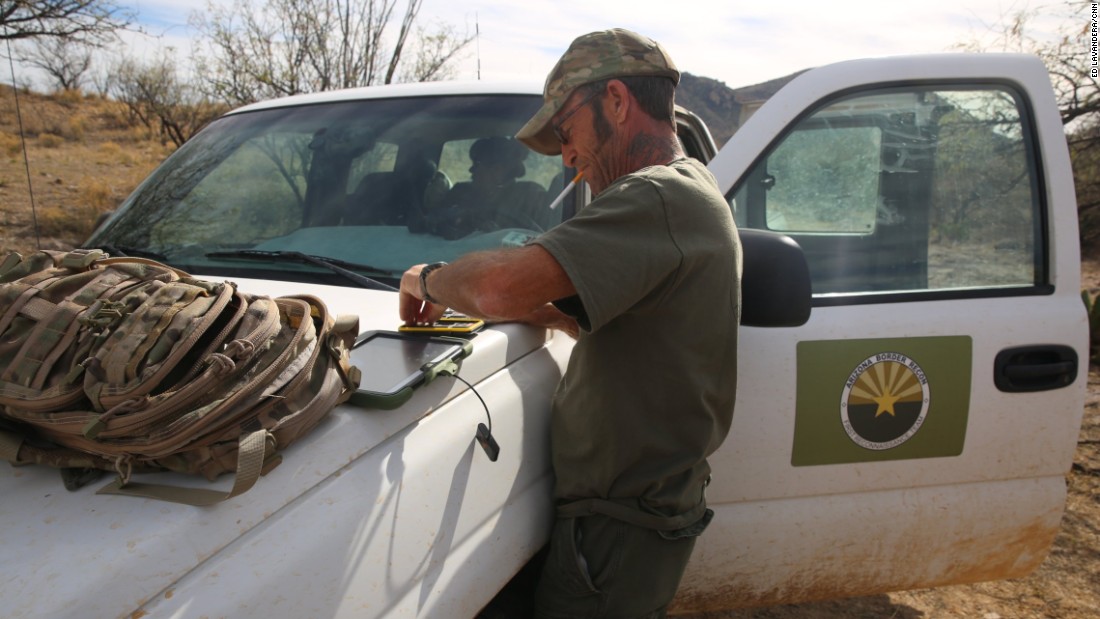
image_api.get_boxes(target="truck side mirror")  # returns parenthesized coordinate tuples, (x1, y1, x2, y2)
(739, 228, 811, 327)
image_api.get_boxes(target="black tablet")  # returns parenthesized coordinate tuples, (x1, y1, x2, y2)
(348, 331, 472, 409)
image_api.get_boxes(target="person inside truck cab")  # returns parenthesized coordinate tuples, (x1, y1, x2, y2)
(345, 154, 440, 227)
(413, 137, 548, 238)
(398, 28, 741, 618)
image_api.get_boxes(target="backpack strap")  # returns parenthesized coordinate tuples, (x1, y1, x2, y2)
(95, 429, 280, 506)
(0, 425, 118, 471)
(0, 427, 23, 463)
(96, 256, 191, 279)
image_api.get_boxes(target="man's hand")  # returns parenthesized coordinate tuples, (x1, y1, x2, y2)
(397, 246, 577, 329)
(399, 264, 448, 326)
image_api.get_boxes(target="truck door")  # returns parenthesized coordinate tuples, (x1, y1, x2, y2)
(675, 55, 1087, 611)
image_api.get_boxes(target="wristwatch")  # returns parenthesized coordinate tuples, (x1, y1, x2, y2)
(419, 262, 448, 304)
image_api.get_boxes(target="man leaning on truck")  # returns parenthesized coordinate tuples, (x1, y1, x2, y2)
(398, 28, 742, 618)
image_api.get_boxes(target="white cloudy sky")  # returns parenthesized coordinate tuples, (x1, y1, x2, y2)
(17, 0, 1078, 89)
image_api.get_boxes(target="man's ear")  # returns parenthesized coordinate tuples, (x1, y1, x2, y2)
(605, 79, 632, 124)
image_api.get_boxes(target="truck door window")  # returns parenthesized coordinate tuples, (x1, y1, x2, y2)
(731, 86, 1042, 300)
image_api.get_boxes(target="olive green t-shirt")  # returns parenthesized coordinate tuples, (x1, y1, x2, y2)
(533, 157, 742, 522)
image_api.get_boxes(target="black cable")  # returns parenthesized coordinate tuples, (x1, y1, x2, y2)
(447, 372, 492, 433)
(445, 370, 499, 462)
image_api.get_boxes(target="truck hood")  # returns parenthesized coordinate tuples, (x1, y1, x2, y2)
(0, 279, 551, 619)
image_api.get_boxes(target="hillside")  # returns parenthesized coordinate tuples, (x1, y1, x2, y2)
(678, 70, 806, 148)
(0, 84, 173, 256)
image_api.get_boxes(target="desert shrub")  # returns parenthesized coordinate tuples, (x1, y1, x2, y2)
(78, 178, 121, 212)
(31, 192, 120, 245)
(37, 133, 64, 148)
(24, 105, 70, 138)
(0, 132, 22, 156)
(96, 103, 140, 132)
(124, 125, 156, 143)
(98, 141, 137, 165)
(64, 114, 88, 142)
(34, 203, 101, 241)
(99, 141, 121, 156)
(55, 89, 84, 106)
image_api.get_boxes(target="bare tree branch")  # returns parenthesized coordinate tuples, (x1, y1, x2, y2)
(110, 49, 225, 147)
(383, 0, 419, 84)
(13, 36, 93, 90)
(190, 0, 471, 107)
(401, 23, 473, 82)
(0, 0, 130, 43)
(962, 1, 1100, 251)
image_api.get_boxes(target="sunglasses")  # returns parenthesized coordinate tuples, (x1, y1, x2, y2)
(551, 88, 602, 146)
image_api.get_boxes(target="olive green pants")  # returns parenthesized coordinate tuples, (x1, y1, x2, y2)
(532, 513, 701, 619)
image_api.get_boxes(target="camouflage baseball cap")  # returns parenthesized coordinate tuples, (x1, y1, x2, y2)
(515, 28, 680, 156)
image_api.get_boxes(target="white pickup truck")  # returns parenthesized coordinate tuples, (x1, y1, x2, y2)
(0, 53, 1086, 618)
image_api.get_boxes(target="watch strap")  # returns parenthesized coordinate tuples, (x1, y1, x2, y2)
(419, 262, 447, 304)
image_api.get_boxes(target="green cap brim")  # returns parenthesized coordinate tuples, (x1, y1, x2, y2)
(516, 97, 567, 156)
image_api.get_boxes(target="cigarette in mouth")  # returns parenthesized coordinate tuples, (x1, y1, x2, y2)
(547, 172, 583, 210)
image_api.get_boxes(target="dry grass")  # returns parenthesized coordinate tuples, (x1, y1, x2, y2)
(0, 131, 22, 156)
(0, 84, 171, 254)
(36, 133, 64, 149)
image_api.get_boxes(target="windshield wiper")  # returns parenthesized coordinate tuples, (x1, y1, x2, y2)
(205, 250, 397, 291)
(88, 244, 168, 261)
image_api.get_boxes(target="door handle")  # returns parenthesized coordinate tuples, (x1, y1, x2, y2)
(994, 345, 1078, 392)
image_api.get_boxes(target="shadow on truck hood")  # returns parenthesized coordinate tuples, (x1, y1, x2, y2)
(0, 279, 552, 619)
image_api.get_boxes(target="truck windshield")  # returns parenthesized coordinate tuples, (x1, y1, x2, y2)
(86, 94, 572, 287)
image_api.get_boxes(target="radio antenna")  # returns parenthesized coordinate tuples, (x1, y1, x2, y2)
(5, 37, 41, 250)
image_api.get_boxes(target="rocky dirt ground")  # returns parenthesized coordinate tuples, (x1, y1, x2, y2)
(2, 87, 1098, 618)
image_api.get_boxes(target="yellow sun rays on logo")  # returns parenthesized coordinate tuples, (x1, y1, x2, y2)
(847, 361, 924, 417)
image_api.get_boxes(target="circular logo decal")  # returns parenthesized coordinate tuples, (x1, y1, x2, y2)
(841, 352, 930, 450)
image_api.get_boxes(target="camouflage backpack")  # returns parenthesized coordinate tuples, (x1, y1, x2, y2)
(0, 249, 360, 505)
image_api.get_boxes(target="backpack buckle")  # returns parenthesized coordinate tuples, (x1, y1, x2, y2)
(80, 300, 128, 331)
(61, 249, 108, 270)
